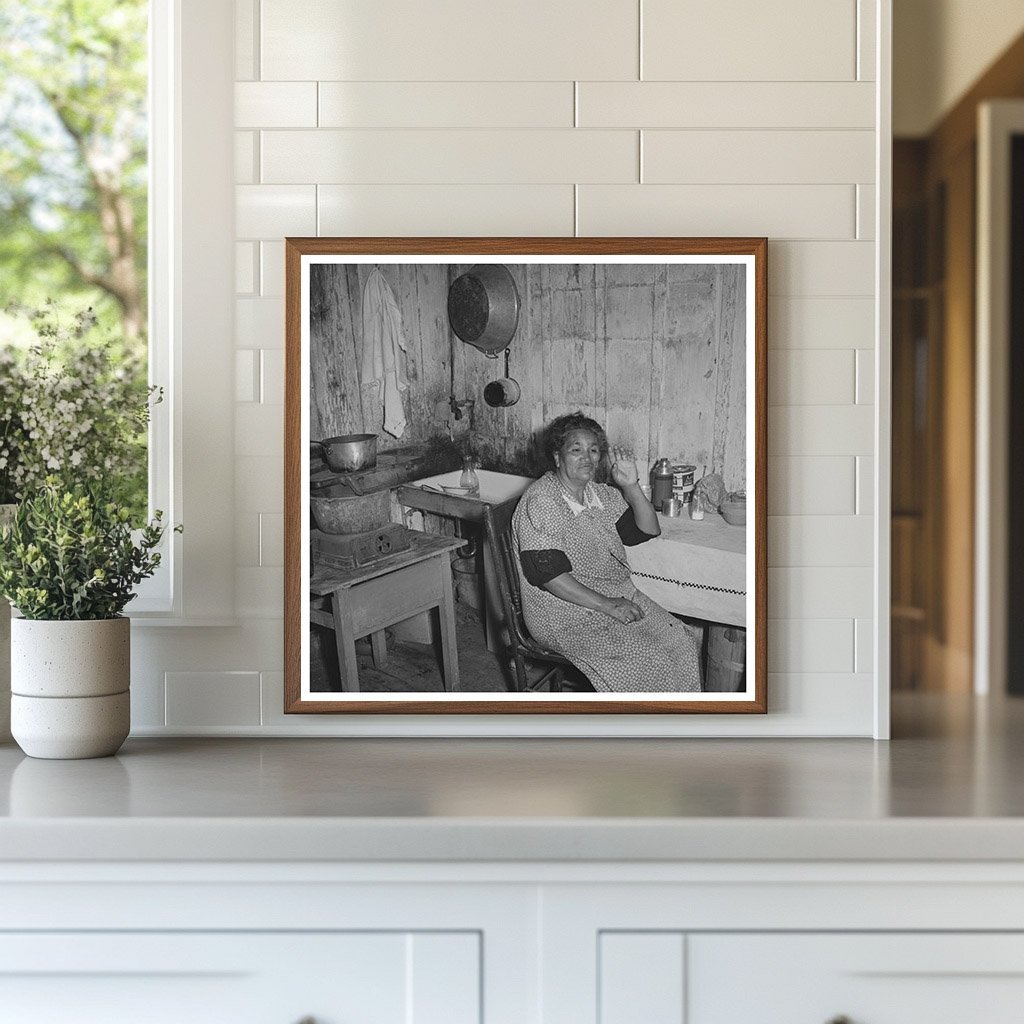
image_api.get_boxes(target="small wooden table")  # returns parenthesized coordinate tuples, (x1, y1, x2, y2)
(309, 532, 465, 693)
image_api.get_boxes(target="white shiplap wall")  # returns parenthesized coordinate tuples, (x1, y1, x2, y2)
(135, 0, 887, 737)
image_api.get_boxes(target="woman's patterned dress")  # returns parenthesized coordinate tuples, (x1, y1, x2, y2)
(512, 472, 702, 692)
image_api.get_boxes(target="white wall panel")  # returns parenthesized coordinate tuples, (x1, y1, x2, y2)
(235, 298, 285, 350)
(857, 183, 876, 238)
(858, 0, 878, 80)
(261, 0, 639, 81)
(856, 455, 875, 514)
(770, 406, 875, 456)
(579, 184, 856, 238)
(259, 514, 284, 567)
(770, 568, 874, 619)
(856, 349, 875, 403)
(235, 350, 259, 403)
(766, 671, 874, 729)
(236, 82, 317, 127)
(235, 242, 256, 294)
(769, 619, 855, 673)
(769, 351, 856, 406)
(259, 241, 285, 297)
(768, 241, 874, 296)
(236, 512, 261, 566)
(182, 0, 888, 737)
(319, 82, 574, 128)
(236, 456, 284, 512)
(579, 82, 874, 129)
(261, 129, 638, 184)
(642, 0, 858, 81)
(260, 349, 285, 403)
(767, 458, 856, 515)
(770, 297, 875, 348)
(236, 185, 316, 237)
(855, 618, 873, 673)
(643, 130, 874, 185)
(318, 184, 575, 236)
(235, 0, 257, 80)
(235, 567, 284, 619)
(234, 131, 256, 184)
(165, 672, 262, 727)
(768, 515, 873, 567)
(235, 404, 283, 458)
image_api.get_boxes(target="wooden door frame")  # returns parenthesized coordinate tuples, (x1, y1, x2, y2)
(975, 100, 1024, 696)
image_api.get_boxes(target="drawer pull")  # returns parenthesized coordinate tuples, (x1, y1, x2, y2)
(826, 1017, 854, 1024)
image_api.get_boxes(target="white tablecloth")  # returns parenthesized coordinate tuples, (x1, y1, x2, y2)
(626, 512, 746, 627)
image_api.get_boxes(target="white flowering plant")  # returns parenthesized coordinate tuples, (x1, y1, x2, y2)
(0, 302, 158, 519)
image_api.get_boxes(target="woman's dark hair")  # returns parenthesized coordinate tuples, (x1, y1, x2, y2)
(543, 411, 608, 466)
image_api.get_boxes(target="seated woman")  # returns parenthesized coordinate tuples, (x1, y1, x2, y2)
(512, 411, 701, 693)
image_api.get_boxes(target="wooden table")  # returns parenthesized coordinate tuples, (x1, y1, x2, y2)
(309, 532, 465, 693)
(626, 512, 746, 627)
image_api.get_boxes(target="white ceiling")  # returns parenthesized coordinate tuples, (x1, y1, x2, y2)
(894, 0, 1024, 136)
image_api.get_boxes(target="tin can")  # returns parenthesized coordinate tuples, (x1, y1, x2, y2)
(672, 464, 696, 488)
(662, 497, 682, 517)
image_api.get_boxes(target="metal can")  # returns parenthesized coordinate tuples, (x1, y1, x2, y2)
(662, 497, 682, 517)
(672, 464, 696, 489)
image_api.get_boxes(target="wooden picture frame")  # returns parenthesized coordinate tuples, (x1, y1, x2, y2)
(285, 237, 767, 715)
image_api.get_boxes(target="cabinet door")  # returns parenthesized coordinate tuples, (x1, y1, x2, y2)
(689, 933, 1024, 1024)
(0, 932, 480, 1024)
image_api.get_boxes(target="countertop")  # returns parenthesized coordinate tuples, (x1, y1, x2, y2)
(2, 692, 1024, 862)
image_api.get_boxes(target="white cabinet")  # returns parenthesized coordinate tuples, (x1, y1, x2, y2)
(689, 934, 1024, 1024)
(594, 932, 1024, 1024)
(4, 862, 1024, 1023)
(0, 932, 480, 1024)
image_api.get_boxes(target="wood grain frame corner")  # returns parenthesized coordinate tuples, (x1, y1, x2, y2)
(283, 236, 767, 715)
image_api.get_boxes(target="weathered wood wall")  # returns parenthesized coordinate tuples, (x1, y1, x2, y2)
(310, 261, 747, 490)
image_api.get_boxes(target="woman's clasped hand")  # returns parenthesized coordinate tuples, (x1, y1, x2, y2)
(602, 595, 645, 623)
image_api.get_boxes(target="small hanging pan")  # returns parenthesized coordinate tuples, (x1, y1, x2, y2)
(483, 348, 521, 408)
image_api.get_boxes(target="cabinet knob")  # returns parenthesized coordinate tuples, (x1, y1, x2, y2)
(826, 1017, 854, 1024)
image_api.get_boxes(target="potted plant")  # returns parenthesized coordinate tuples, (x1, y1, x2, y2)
(0, 479, 171, 759)
(0, 301, 158, 747)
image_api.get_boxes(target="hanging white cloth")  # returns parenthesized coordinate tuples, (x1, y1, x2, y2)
(359, 267, 409, 438)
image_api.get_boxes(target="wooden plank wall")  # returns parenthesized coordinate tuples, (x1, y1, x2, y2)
(311, 262, 747, 492)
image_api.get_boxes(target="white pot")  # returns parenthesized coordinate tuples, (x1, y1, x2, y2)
(0, 502, 15, 743)
(10, 617, 130, 759)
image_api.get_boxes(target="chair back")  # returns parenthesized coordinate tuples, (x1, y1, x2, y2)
(482, 500, 530, 650)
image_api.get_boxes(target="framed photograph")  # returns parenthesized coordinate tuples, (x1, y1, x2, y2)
(285, 238, 766, 715)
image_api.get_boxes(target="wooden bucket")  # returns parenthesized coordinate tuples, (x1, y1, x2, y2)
(705, 625, 746, 692)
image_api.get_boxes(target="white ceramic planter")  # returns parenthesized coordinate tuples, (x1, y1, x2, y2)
(10, 617, 130, 759)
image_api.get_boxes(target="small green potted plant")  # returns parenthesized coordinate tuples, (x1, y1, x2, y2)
(0, 301, 160, 752)
(0, 479, 171, 759)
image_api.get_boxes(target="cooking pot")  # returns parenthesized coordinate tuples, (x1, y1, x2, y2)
(447, 264, 520, 354)
(311, 433, 377, 473)
(310, 487, 390, 535)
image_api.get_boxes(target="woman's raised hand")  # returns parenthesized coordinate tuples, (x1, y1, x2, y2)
(609, 446, 639, 489)
(602, 596, 645, 624)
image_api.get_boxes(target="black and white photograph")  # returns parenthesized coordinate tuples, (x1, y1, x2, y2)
(285, 238, 766, 714)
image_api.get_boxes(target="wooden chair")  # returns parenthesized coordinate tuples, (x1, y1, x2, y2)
(483, 502, 593, 693)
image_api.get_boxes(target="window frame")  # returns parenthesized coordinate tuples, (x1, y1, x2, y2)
(128, 0, 236, 624)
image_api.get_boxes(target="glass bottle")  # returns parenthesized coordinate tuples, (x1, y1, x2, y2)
(460, 456, 479, 494)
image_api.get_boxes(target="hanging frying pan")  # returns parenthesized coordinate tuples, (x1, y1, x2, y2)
(447, 264, 520, 355)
